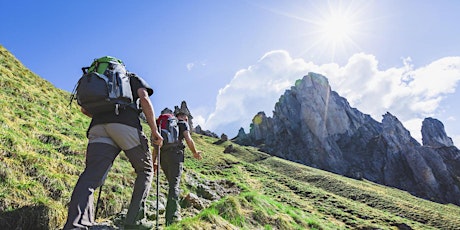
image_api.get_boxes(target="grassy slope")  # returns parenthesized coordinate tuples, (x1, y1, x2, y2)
(0, 45, 459, 229)
(0, 46, 139, 229)
(179, 137, 460, 230)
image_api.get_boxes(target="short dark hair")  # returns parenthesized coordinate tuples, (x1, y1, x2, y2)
(174, 106, 189, 116)
(175, 112, 187, 116)
(161, 108, 173, 114)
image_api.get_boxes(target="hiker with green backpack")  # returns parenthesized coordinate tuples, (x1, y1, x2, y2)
(64, 56, 163, 230)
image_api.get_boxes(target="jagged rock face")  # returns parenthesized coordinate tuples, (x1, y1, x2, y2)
(422, 117, 454, 147)
(174, 101, 194, 130)
(235, 72, 460, 205)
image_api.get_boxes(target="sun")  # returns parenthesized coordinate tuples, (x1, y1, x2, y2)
(311, 2, 363, 61)
(256, 1, 372, 62)
(286, 1, 370, 62)
(319, 13, 356, 44)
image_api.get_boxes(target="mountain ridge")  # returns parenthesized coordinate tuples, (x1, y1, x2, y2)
(235, 72, 460, 206)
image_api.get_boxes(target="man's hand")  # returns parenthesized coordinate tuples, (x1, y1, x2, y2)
(152, 146, 160, 174)
(151, 130, 163, 147)
(193, 151, 203, 160)
(80, 107, 92, 118)
(153, 162, 159, 174)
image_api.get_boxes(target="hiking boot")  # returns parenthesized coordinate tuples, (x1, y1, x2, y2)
(123, 218, 154, 230)
(165, 215, 182, 226)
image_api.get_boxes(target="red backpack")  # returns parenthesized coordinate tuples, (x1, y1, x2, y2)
(156, 114, 179, 144)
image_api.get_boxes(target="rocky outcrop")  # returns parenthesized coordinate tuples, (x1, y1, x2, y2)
(195, 125, 219, 138)
(174, 101, 194, 130)
(422, 117, 454, 147)
(235, 72, 460, 205)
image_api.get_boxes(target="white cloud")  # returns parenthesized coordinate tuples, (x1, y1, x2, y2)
(186, 63, 195, 71)
(193, 114, 206, 128)
(186, 61, 207, 71)
(453, 135, 460, 147)
(203, 50, 316, 136)
(201, 50, 460, 140)
(189, 106, 209, 129)
(403, 118, 424, 143)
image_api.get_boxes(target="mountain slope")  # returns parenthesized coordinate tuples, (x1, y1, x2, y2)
(0, 45, 90, 228)
(1, 45, 459, 229)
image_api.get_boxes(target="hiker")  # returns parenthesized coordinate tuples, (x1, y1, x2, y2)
(155, 107, 203, 226)
(64, 57, 163, 230)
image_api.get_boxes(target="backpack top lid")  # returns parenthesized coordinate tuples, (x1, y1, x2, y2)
(74, 56, 133, 115)
(87, 56, 125, 75)
(157, 114, 175, 129)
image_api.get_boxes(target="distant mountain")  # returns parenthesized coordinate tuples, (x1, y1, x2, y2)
(235, 72, 460, 206)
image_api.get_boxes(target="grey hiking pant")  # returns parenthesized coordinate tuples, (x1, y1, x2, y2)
(63, 123, 153, 230)
(159, 144, 185, 225)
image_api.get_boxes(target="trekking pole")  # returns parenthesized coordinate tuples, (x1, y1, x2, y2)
(95, 184, 103, 220)
(95, 170, 109, 220)
(155, 144, 161, 230)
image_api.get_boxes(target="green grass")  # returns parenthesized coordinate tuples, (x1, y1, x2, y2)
(1, 45, 460, 229)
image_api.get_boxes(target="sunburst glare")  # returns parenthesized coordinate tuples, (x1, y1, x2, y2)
(308, 1, 370, 62)
(259, 0, 374, 63)
(319, 11, 356, 43)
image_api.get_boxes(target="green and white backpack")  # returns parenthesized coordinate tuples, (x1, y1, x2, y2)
(70, 56, 135, 115)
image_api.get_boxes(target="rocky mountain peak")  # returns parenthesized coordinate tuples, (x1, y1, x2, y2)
(422, 117, 454, 147)
(235, 72, 460, 206)
(381, 112, 420, 147)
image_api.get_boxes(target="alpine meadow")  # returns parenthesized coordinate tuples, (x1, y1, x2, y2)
(1, 45, 460, 229)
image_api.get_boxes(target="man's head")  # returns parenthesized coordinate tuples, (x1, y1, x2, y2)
(161, 108, 173, 115)
(175, 110, 187, 119)
(174, 106, 189, 116)
(174, 106, 189, 121)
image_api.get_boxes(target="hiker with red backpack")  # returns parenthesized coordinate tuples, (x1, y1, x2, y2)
(64, 56, 163, 230)
(154, 107, 202, 226)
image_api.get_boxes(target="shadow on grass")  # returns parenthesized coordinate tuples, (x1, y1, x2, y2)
(0, 204, 50, 230)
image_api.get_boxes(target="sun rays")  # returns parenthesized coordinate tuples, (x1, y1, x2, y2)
(257, 0, 373, 63)
(306, 1, 371, 63)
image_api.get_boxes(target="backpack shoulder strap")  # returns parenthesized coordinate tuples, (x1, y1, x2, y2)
(128, 72, 154, 96)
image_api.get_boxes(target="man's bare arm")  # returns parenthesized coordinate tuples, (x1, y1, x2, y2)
(137, 88, 163, 146)
(183, 130, 202, 160)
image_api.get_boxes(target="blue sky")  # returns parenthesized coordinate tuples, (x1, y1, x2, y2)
(2, 0, 460, 145)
